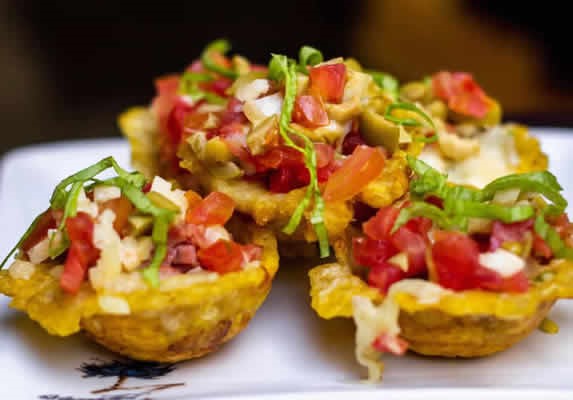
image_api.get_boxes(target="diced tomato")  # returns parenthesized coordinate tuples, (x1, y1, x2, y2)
(532, 234, 553, 258)
(254, 146, 304, 172)
(316, 162, 338, 183)
(151, 75, 180, 135)
(315, 143, 335, 169)
(432, 71, 491, 118)
(186, 192, 235, 226)
(391, 226, 427, 275)
(323, 145, 385, 203)
(101, 196, 133, 236)
(292, 95, 329, 128)
(474, 266, 529, 293)
(357, 207, 430, 286)
(309, 63, 347, 103)
(405, 216, 433, 237)
(183, 112, 210, 136)
(489, 219, 534, 251)
(166, 98, 198, 146)
(433, 230, 531, 293)
(372, 333, 408, 355)
(185, 190, 203, 211)
(431, 231, 481, 291)
(198, 240, 244, 273)
(368, 263, 405, 294)
(60, 213, 100, 294)
(21, 209, 61, 253)
(269, 167, 304, 193)
(200, 77, 232, 97)
(363, 206, 400, 241)
(353, 237, 397, 269)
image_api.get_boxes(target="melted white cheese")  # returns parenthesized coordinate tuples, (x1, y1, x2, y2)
(352, 279, 451, 381)
(420, 126, 518, 188)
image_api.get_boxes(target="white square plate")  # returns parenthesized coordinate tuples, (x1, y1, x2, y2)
(1, 130, 573, 399)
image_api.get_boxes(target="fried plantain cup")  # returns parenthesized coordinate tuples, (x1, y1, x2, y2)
(0, 159, 278, 362)
(310, 237, 573, 380)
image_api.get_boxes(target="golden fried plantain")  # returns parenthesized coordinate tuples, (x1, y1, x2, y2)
(0, 222, 278, 362)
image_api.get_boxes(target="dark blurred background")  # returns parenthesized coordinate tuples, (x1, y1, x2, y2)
(1, 0, 573, 154)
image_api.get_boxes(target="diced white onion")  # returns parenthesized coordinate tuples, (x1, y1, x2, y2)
(149, 176, 188, 218)
(479, 248, 525, 277)
(243, 93, 283, 126)
(120, 236, 153, 272)
(76, 190, 99, 218)
(235, 79, 270, 102)
(94, 185, 121, 203)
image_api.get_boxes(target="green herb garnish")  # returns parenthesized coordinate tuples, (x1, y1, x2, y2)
(200, 39, 238, 79)
(298, 45, 323, 73)
(1, 157, 177, 286)
(384, 102, 435, 128)
(393, 155, 569, 253)
(267, 53, 330, 257)
(178, 71, 227, 105)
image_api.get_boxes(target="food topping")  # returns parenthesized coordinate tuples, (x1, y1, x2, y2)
(1, 157, 262, 295)
(148, 41, 441, 258)
(353, 156, 572, 297)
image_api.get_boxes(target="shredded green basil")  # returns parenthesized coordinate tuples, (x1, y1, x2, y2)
(0, 212, 45, 268)
(2, 157, 177, 286)
(396, 155, 568, 242)
(200, 39, 238, 79)
(384, 102, 435, 128)
(179, 71, 227, 105)
(298, 46, 323, 73)
(393, 202, 452, 233)
(481, 171, 566, 213)
(142, 242, 167, 288)
(268, 53, 330, 257)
